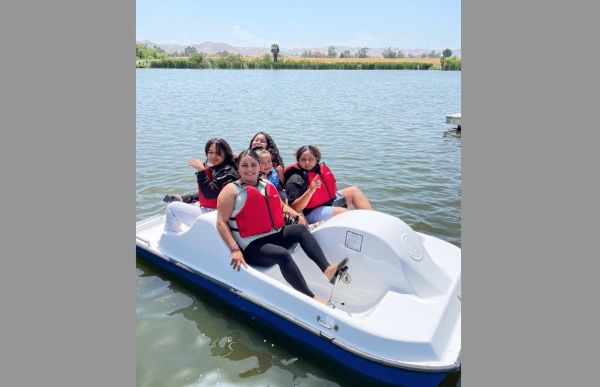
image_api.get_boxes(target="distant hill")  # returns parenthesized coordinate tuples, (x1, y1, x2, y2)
(138, 40, 461, 58)
(285, 46, 461, 58)
(139, 40, 271, 56)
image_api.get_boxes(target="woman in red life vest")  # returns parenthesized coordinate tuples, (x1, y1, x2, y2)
(164, 138, 239, 232)
(285, 145, 373, 225)
(216, 149, 349, 304)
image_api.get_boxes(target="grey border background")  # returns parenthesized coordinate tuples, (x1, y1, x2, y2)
(2, 1, 131, 385)
(465, 1, 598, 387)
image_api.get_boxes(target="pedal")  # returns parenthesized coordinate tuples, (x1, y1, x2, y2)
(341, 272, 352, 284)
(327, 267, 350, 303)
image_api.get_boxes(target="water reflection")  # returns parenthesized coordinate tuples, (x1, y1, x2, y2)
(443, 129, 462, 139)
(137, 259, 460, 387)
(137, 260, 349, 386)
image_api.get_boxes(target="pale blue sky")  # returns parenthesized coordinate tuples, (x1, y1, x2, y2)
(136, 0, 461, 49)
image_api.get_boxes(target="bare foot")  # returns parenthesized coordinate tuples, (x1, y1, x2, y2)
(313, 295, 327, 304)
(324, 257, 349, 283)
(324, 264, 339, 282)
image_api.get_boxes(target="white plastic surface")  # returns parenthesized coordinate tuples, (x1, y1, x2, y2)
(136, 210, 461, 368)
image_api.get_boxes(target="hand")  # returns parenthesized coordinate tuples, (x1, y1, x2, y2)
(276, 165, 283, 173)
(188, 158, 205, 171)
(297, 216, 309, 227)
(230, 250, 248, 272)
(169, 194, 183, 202)
(309, 176, 321, 192)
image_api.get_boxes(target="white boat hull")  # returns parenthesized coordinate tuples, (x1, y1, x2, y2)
(136, 210, 461, 387)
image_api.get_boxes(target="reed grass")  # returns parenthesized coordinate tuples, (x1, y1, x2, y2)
(138, 55, 456, 71)
(284, 57, 441, 64)
(442, 56, 461, 71)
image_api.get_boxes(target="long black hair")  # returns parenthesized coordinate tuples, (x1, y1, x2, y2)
(249, 132, 284, 168)
(204, 138, 236, 167)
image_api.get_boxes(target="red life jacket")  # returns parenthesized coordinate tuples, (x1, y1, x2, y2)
(283, 163, 336, 209)
(197, 166, 218, 209)
(230, 181, 284, 238)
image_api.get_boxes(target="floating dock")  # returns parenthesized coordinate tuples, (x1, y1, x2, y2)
(445, 113, 461, 130)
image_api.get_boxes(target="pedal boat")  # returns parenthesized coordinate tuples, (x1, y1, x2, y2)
(136, 209, 461, 387)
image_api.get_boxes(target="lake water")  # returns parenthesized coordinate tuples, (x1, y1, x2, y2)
(136, 69, 461, 387)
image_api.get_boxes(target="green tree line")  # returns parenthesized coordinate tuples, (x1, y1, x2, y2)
(440, 56, 461, 71)
(136, 42, 169, 60)
(136, 42, 460, 71)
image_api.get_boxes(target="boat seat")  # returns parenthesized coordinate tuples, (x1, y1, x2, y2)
(248, 264, 288, 285)
(249, 264, 279, 275)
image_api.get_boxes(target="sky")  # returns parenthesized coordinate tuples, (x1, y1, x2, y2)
(136, 0, 461, 49)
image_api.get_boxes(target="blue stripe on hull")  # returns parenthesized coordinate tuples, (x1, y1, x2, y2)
(136, 246, 449, 387)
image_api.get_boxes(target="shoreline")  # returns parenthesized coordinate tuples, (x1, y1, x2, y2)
(136, 56, 460, 70)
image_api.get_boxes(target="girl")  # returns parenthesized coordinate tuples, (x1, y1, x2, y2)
(249, 132, 286, 186)
(255, 148, 289, 202)
(164, 138, 239, 232)
(285, 145, 372, 224)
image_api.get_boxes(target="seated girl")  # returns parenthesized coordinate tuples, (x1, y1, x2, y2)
(285, 144, 373, 224)
(255, 148, 287, 202)
(249, 132, 286, 189)
(164, 138, 239, 232)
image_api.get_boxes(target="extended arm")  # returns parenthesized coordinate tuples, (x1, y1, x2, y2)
(216, 184, 248, 271)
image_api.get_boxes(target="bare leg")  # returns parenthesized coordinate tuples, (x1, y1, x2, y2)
(332, 207, 348, 217)
(342, 186, 373, 210)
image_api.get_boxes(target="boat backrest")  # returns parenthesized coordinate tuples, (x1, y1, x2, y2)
(311, 211, 452, 302)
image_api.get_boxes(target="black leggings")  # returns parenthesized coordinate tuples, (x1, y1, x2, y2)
(243, 224, 331, 298)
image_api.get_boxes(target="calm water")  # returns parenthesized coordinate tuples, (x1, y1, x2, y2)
(136, 69, 461, 387)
